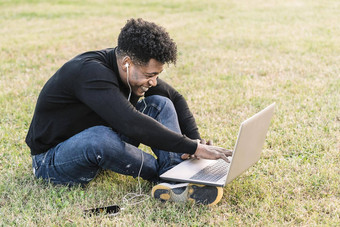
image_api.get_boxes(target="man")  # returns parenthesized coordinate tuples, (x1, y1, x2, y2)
(26, 18, 232, 205)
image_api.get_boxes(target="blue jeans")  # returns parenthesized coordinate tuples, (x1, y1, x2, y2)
(31, 95, 184, 186)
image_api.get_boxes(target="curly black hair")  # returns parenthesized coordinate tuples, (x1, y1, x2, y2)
(116, 18, 177, 65)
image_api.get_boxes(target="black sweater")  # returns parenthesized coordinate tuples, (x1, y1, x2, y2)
(26, 48, 200, 155)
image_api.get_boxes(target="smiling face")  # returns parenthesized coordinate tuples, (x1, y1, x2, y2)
(123, 58, 164, 97)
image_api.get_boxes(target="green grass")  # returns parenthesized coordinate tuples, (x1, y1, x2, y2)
(1, 0, 339, 225)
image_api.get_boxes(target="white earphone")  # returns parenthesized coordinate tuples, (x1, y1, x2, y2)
(125, 62, 132, 101)
(123, 60, 148, 205)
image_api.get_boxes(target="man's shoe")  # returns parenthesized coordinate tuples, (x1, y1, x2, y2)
(151, 182, 223, 206)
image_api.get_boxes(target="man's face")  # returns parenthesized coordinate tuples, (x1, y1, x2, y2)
(127, 59, 164, 97)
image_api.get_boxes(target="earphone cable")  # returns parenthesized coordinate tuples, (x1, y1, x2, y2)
(121, 92, 150, 206)
(126, 64, 132, 101)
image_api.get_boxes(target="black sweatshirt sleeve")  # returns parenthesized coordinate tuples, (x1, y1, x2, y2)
(74, 61, 197, 154)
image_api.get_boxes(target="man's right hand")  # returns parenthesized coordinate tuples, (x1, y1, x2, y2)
(194, 140, 233, 162)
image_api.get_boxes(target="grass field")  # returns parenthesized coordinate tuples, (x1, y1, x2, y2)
(0, 0, 339, 225)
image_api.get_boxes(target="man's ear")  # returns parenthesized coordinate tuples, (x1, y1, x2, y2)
(122, 56, 132, 72)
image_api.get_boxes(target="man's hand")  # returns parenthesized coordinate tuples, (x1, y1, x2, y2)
(194, 141, 233, 162)
(181, 139, 232, 162)
(181, 139, 212, 160)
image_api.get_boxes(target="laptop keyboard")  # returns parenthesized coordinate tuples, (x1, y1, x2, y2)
(190, 159, 230, 182)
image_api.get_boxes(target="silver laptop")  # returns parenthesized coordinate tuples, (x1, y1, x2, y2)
(160, 103, 275, 187)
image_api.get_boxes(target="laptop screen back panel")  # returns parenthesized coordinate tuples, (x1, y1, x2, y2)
(226, 103, 275, 184)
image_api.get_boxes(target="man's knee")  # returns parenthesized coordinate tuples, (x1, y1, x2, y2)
(145, 95, 176, 113)
(79, 126, 123, 157)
